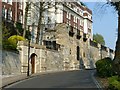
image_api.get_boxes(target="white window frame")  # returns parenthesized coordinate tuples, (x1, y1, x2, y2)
(67, 12, 69, 19)
(7, 0, 12, 5)
(2, 0, 7, 2)
(5, 9, 7, 19)
(8, 9, 12, 20)
(2, 6, 5, 17)
(19, 2, 23, 9)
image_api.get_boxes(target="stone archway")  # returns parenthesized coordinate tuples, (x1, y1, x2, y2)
(30, 53, 37, 74)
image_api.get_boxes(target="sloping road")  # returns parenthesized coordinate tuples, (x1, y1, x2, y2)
(4, 70, 102, 89)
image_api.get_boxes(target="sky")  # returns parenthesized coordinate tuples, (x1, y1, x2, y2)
(84, 2, 118, 50)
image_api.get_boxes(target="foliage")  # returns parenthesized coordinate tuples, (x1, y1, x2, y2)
(15, 22, 31, 40)
(2, 23, 11, 40)
(93, 33, 105, 45)
(3, 40, 16, 51)
(107, 1, 120, 12)
(15, 22, 24, 36)
(25, 30, 31, 40)
(81, 2, 86, 6)
(108, 76, 120, 90)
(23, 2, 31, 38)
(95, 57, 115, 77)
(3, 35, 25, 51)
(107, 0, 120, 76)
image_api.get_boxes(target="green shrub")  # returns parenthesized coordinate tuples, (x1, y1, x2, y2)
(108, 76, 120, 90)
(3, 40, 17, 50)
(3, 35, 25, 50)
(95, 57, 114, 77)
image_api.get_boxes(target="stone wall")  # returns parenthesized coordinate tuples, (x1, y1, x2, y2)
(17, 23, 115, 74)
(88, 40, 115, 68)
(43, 49, 64, 71)
(17, 41, 65, 74)
(2, 50, 21, 75)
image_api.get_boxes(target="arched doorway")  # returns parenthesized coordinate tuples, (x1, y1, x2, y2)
(30, 53, 37, 74)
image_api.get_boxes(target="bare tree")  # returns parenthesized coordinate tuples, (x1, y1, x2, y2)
(23, 2, 31, 38)
(31, 1, 60, 44)
(107, 1, 120, 76)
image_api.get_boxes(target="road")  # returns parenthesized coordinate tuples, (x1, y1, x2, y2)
(4, 70, 101, 89)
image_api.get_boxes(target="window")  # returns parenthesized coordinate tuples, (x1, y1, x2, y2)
(83, 52, 85, 57)
(77, 30, 80, 35)
(67, 12, 69, 19)
(7, 0, 12, 4)
(70, 49, 71, 54)
(77, 9, 79, 13)
(67, 12, 71, 19)
(74, 16, 77, 23)
(80, 20, 83, 26)
(5, 9, 7, 19)
(7, 9, 12, 20)
(2, 7, 5, 18)
(71, 4, 74, 9)
(19, 12, 22, 23)
(19, 2, 23, 9)
(2, 0, 7, 2)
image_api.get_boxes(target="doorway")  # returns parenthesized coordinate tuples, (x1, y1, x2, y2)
(30, 53, 37, 74)
(77, 46, 80, 60)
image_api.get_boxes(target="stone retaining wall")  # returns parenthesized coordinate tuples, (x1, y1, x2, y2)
(2, 50, 21, 75)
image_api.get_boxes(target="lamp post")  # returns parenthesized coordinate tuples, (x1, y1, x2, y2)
(27, 27, 31, 76)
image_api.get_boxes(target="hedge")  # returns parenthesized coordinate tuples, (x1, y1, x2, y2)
(95, 57, 115, 77)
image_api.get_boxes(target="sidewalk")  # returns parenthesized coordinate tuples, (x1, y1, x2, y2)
(1, 70, 67, 88)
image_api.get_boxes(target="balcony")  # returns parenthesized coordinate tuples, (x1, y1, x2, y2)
(69, 26, 75, 37)
(83, 33, 87, 42)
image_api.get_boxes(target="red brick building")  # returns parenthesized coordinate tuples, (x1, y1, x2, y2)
(2, 0, 23, 24)
(62, 2, 92, 38)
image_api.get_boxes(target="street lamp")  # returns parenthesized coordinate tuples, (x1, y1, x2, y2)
(27, 28, 31, 76)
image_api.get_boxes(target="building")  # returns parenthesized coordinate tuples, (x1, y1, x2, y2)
(2, 0, 23, 24)
(23, 1, 94, 70)
(1, 1, 114, 74)
(42, 1, 93, 69)
(46, 1, 93, 39)
(27, 1, 93, 44)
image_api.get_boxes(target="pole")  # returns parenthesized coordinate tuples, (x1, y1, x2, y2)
(27, 40, 30, 76)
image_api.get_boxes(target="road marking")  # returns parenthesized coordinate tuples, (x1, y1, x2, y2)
(91, 73, 103, 90)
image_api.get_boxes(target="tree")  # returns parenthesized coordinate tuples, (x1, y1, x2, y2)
(107, 1, 120, 76)
(93, 33, 105, 45)
(23, 2, 31, 38)
(31, 1, 59, 44)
